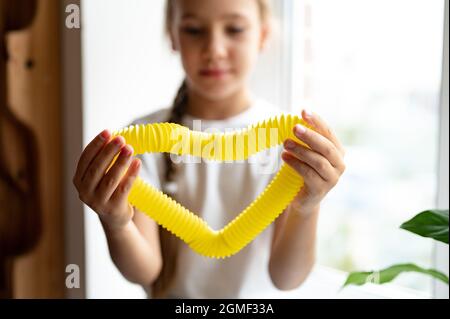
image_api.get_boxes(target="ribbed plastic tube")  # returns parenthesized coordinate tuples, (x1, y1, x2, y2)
(111, 114, 311, 258)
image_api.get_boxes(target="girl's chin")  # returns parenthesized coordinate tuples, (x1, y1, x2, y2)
(198, 74, 232, 85)
(201, 87, 240, 100)
(194, 80, 241, 99)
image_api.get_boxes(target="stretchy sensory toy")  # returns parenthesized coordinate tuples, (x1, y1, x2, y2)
(111, 114, 312, 258)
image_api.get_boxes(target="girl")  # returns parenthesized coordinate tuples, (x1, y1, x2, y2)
(73, 0, 346, 298)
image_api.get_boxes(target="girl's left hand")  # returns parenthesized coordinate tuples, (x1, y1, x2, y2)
(282, 109, 346, 217)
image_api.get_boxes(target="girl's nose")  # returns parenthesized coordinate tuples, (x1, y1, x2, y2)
(204, 30, 227, 61)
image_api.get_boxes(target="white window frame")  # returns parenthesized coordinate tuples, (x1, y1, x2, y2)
(61, 0, 86, 299)
(433, 0, 449, 300)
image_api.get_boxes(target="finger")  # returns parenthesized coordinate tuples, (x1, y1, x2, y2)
(74, 130, 111, 186)
(293, 123, 345, 171)
(96, 145, 134, 201)
(281, 151, 325, 187)
(284, 139, 335, 181)
(110, 158, 141, 204)
(80, 136, 125, 193)
(302, 109, 345, 157)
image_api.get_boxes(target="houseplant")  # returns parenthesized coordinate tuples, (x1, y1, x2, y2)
(343, 209, 449, 287)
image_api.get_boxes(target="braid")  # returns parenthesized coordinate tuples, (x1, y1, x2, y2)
(164, 79, 188, 184)
(152, 79, 188, 299)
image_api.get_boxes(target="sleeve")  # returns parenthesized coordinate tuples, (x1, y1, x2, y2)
(135, 152, 164, 191)
(128, 116, 166, 192)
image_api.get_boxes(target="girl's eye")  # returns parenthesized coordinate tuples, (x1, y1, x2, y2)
(181, 26, 245, 37)
(182, 27, 204, 36)
(226, 27, 245, 35)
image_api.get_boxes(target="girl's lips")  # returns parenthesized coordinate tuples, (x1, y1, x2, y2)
(199, 69, 231, 77)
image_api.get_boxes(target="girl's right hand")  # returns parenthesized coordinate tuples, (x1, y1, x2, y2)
(73, 130, 141, 232)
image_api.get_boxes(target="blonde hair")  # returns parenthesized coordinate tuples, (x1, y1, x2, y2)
(152, 0, 272, 299)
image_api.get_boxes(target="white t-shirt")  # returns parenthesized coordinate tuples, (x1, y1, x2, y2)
(132, 97, 285, 298)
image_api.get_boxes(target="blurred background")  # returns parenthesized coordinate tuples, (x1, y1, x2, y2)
(0, 0, 448, 299)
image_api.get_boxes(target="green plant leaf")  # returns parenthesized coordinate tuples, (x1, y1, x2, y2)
(343, 263, 449, 287)
(400, 209, 449, 244)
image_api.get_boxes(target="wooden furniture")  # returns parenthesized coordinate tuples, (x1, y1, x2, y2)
(1, 0, 64, 298)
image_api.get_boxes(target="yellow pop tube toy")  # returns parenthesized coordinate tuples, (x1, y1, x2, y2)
(111, 114, 312, 259)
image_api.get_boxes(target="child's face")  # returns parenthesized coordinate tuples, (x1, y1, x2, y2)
(170, 0, 269, 101)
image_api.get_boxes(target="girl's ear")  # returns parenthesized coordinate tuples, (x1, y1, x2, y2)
(259, 22, 272, 52)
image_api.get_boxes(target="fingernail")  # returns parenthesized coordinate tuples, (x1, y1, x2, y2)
(100, 130, 110, 140)
(121, 145, 132, 156)
(295, 124, 307, 135)
(304, 109, 313, 119)
(282, 152, 292, 162)
(284, 140, 295, 150)
(128, 145, 134, 155)
(113, 136, 124, 146)
(133, 159, 141, 170)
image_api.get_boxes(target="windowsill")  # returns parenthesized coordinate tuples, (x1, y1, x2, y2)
(246, 265, 432, 299)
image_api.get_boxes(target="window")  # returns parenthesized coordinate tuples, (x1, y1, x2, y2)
(287, 0, 446, 295)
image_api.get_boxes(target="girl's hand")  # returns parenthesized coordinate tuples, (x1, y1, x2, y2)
(282, 110, 346, 216)
(73, 130, 141, 231)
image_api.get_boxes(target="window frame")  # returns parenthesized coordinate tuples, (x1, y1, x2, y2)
(433, 0, 449, 300)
